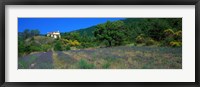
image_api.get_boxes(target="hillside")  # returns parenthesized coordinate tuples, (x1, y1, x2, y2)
(69, 18, 181, 41)
(71, 26, 96, 37)
(70, 18, 142, 37)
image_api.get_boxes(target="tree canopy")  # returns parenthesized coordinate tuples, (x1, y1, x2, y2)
(94, 21, 127, 47)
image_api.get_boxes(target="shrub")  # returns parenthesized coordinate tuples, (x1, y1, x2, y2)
(54, 40, 63, 51)
(79, 42, 96, 48)
(29, 45, 42, 52)
(72, 40, 81, 46)
(66, 40, 81, 46)
(136, 34, 145, 43)
(18, 60, 29, 69)
(164, 29, 174, 37)
(78, 59, 95, 69)
(102, 62, 110, 69)
(174, 30, 182, 41)
(169, 41, 182, 47)
(161, 37, 175, 46)
(65, 45, 71, 51)
(41, 44, 51, 52)
(145, 38, 155, 46)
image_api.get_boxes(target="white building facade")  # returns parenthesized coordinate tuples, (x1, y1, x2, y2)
(47, 31, 61, 39)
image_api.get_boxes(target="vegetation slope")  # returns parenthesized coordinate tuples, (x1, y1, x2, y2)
(18, 18, 182, 69)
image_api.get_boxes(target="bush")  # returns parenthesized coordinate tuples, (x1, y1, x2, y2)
(18, 60, 29, 69)
(41, 44, 51, 52)
(102, 62, 110, 69)
(145, 38, 155, 46)
(65, 45, 71, 51)
(66, 40, 81, 46)
(29, 46, 42, 52)
(164, 29, 174, 37)
(169, 41, 182, 47)
(136, 34, 145, 43)
(72, 40, 81, 46)
(78, 42, 96, 48)
(54, 40, 63, 51)
(161, 37, 175, 46)
(78, 59, 95, 69)
(174, 30, 182, 41)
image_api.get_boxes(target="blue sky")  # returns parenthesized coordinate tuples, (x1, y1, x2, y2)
(18, 18, 124, 34)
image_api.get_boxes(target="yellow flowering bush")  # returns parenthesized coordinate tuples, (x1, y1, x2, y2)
(169, 41, 181, 47)
(164, 29, 174, 37)
(136, 34, 145, 43)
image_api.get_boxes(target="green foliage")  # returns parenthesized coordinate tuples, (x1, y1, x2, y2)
(54, 40, 63, 51)
(60, 18, 182, 48)
(164, 29, 175, 37)
(18, 40, 26, 57)
(94, 21, 126, 47)
(161, 37, 174, 46)
(67, 40, 81, 46)
(169, 41, 182, 47)
(65, 45, 71, 51)
(136, 34, 145, 43)
(145, 38, 155, 46)
(174, 30, 182, 41)
(18, 60, 29, 69)
(115, 18, 181, 42)
(162, 29, 182, 47)
(30, 29, 40, 36)
(18, 35, 56, 57)
(78, 42, 95, 48)
(18, 18, 182, 58)
(21, 29, 40, 39)
(41, 44, 51, 52)
(29, 45, 42, 52)
(136, 35, 156, 46)
(62, 32, 80, 41)
(78, 59, 95, 69)
(102, 62, 110, 69)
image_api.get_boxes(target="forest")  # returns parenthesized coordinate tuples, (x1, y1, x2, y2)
(18, 18, 182, 69)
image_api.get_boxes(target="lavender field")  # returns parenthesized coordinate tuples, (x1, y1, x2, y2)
(18, 46, 182, 69)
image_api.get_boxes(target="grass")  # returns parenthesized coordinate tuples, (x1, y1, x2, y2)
(18, 61, 29, 69)
(77, 59, 95, 69)
(102, 62, 111, 69)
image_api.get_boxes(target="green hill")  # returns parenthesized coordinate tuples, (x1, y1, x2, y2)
(65, 18, 181, 47)
(67, 18, 181, 43)
(69, 18, 142, 37)
(72, 26, 96, 37)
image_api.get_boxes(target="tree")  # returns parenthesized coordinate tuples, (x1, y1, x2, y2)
(22, 29, 40, 39)
(63, 32, 80, 41)
(30, 29, 40, 37)
(94, 21, 126, 47)
(23, 29, 30, 39)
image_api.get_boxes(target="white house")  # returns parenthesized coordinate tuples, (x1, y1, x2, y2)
(47, 31, 61, 39)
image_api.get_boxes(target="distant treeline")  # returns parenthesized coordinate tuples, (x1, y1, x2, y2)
(18, 18, 182, 57)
